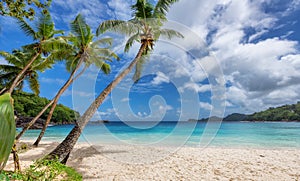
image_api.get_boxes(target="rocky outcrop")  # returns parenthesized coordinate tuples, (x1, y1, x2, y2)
(15, 116, 45, 129)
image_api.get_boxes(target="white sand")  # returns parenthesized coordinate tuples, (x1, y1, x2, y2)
(5, 141, 300, 180)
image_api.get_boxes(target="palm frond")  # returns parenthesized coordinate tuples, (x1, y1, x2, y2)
(65, 56, 80, 73)
(155, 28, 184, 40)
(70, 14, 91, 46)
(92, 38, 113, 48)
(131, 0, 154, 19)
(0, 93, 16, 171)
(92, 48, 120, 61)
(153, 0, 179, 20)
(41, 37, 72, 54)
(17, 19, 37, 40)
(28, 72, 40, 95)
(36, 12, 55, 40)
(133, 54, 149, 83)
(0, 51, 22, 66)
(125, 33, 140, 53)
(100, 63, 111, 74)
(97, 20, 138, 36)
(31, 57, 54, 72)
(0, 65, 21, 73)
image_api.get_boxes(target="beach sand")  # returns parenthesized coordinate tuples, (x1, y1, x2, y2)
(5, 141, 300, 180)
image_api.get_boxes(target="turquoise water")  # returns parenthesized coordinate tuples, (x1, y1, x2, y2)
(19, 122, 300, 148)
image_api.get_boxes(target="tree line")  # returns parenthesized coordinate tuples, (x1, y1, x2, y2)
(12, 91, 80, 124)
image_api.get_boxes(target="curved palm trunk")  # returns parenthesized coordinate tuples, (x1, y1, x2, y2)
(0, 77, 24, 95)
(48, 43, 147, 163)
(33, 60, 84, 146)
(8, 52, 40, 94)
(16, 59, 84, 141)
(15, 99, 54, 140)
(0, 87, 7, 95)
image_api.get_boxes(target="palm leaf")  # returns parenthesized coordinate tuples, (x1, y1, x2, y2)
(125, 33, 140, 52)
(97, 20, 138, 36)
(100, 63, 111, 74)
(17, 19, 37, 40)
(91, 38, 113, 48)
(0, 93, 16, 171)
(28, 72, 40, 95)
(153, 0, 179, 20)
(133, 54, 149, 83)
(131, 0, 154, 19)
(155, 28, 184, 40)
(36, 13, 55, 40)
(70, 14, 91, 46)
(0, 51, 22, 66)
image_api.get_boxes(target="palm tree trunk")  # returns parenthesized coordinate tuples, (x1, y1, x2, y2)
(15, 99, 54, 140)
(0, 87, 7, 95)
(33, 59, 84, 146)
(16, 59, 84, 141)
(48, 43, 147, 163)
(8, 52, 40, 94)
(0, 76, 25, 95)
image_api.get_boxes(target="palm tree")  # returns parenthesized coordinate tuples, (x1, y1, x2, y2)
(6, 12, 68, 94)
(15, 14, 119, 146)
(48, 0, 183, 163)
(0, 49, 51, 95)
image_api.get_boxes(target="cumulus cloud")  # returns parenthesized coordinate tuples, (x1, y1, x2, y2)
(199, 102, 213, 111)
(166, 0, 300, 114)
(44, 0, 300, 117)
(151, 72, 170, 85)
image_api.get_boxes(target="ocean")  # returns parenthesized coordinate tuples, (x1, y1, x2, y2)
(19, 121, 300, 148)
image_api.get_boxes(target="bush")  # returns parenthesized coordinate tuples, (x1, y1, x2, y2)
(0, 159, 82, 181)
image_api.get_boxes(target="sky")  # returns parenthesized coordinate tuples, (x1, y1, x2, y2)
(0, 0, 300, 121)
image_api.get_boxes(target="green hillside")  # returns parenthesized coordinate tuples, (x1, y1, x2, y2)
(245, 102, 300, 121)
(194, 102, 300, 122)
(12, 91, 80, 124)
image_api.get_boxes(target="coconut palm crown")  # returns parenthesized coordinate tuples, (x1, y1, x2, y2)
(97, 0, 183, 82)
(7, 12, 70, 94)
(0, 49, 51, 95)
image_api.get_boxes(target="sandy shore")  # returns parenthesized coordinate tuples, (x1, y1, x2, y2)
(5, 141, 300, 180)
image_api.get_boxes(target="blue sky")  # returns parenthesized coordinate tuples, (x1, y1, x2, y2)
(0, 0, 300, 121)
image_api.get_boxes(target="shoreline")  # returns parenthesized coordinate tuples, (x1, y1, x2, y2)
(5, 140, 300, 180)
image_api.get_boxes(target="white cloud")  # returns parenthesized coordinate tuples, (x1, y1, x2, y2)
(151, 72, 170, 85)
(165, 0, 300, 115)
(40, 77, 65, 86)
(199, 102, 213, 111)
(158, 105, 173, 113)
(121, 97, 130, 102)
(180, 82, 211, 93)
(107, 0, 132, 20)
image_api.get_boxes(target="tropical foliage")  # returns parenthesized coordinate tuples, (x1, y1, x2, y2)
(0, 93, 15, 171)
(47, 0, 182, 162)
(0, 0, 52, 19)
(7, 12, 68, 94)
(0, 159, 82, 180)
(97, 0, 183, 82)
(12, 91, 79, 124)
(0, 49, 51, 95)
(247, 102, 300, 121)
(32, 14, 119, 146)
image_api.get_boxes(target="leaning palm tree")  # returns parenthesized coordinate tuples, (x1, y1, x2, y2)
(32, 14, 119, 146)
(0, 49, 51, 95)
(6, 12, 68, 94)
(48, 0, 183, 163)
(15, 14, 119, 146)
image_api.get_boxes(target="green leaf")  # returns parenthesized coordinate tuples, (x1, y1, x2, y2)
(0, 93, 16, 171)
